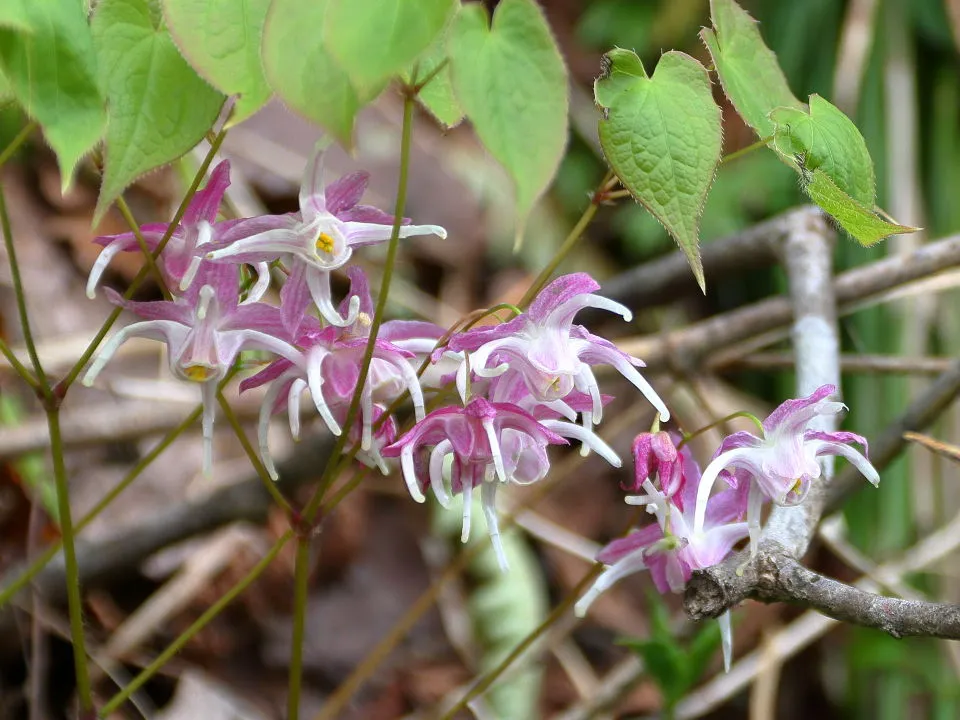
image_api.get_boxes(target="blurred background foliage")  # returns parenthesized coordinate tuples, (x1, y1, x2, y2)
(556, 0, 960, 716)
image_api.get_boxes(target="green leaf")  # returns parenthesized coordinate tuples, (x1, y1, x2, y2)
(449, 0, 568, 247)
(0, 0, 30, 32)
(619, 637, 688, 709)
(803, 168, 917, 246)
(0, 0, 105, 189)
(402, 28, 463, 128)
(686, 621, 723, 687)
(262, 0, 380, 149)
(594, 48, 721, 291)
(771, 94, 875, 206)
(91, 0, 225, 221)
(163, 0, 272, 125)
(701, 0, 803, 139)
(325, 0, 455, 93)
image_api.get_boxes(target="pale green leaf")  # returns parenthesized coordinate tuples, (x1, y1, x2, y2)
(449, 0, 568, 247)
(325, 0, 455, 93)
(0, 0, 105, 189)
(432, 494, 547, 720)
(701, 0, 803, 139)
(402, 27, 463, 128)
(262, 0, 381, 149)
(0, 0, 30, 32)
(770, 94, 875, 206)
(163, 0, 272, 125)
(92, 0, 225, 220)
(594, 48, 722, 291)
(803, 168, 917, 246)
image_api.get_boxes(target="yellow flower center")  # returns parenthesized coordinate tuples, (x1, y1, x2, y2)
(789, 477, 803, 495)
(183, 365, 213, 382)
(357, 312, 372, 328)
(315, 232, 335, 254)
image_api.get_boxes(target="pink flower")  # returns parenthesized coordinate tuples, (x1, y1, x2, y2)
(692, 384, 879, 554)
(382, 397, 569, 569)
(576, 436, 748, 670)
(242, 268, 441, 478)
(437, 273, 669, 426)
(83, 263, 303, 474)
(86, 161, 269, 300)
(207, 146, 445, 329)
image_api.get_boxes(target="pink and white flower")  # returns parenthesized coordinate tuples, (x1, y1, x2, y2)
(438, 273, 669, 425)
(692, 384, 879, 554)
(83, 263, 303, 474)
(382, 397, 572, 570)
(207, 146, 446, 329)
(576, 434, 748, 671)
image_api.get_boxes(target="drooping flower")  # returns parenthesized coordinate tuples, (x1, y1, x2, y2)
(438, 273, 669, 425)
(83, 263, 303, 474)
(207, 146, 446, 330)
(382, 397, 574, 570)
(575, 436, 748, 671)
(86, 160, 269, 300)
(242, 267, 440, 478)
(692, 384, 879, 554)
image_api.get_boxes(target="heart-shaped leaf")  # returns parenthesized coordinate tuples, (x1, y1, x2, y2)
(771, 94, 875, 206)
(402, 27, 464, 129)
(802, 168, 917, 246)
(0, 0, 105, 189)
(92, 0, 225, 221)
(701, 0, 803, 139)
(163, 0, 272, 126)
(594, 49, 722, 291)
(449, 0, 568, 247)
(262, 0, 381, 149)
(325, 0, 455, 94)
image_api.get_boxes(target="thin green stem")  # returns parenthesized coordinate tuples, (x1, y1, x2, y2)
(59, 129, 228, 394)
(0, 405, 201, 609)
(216, 391, 292, 515)
(287, 540, 311, 720)
(115, 196, 171, 299)
(46, 409, 92, 710)
(719, 136, 773, 166)
(289, 89, 418, 720)
(678, 411, 765, 449)
(412, 58, 449, 94)
(0, 336, 40, 392)
(99, 531, 292, 716)
(301, 91, 417, 522)
(517, 170, 614, 308)
(440, 566, 603, 718)
(0, 182, 45, 385)
(0, 121, 37, 168)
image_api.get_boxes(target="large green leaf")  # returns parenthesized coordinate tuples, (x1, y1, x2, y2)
(771, 94, 875, 206)
(701, 0, 803, 139)
(402, 27, 464, 128)
(803, 168, 916, 246)
(262, 0, 380, 148)
(163, 0, 271, 125)
(0, 1, 30, 32)
(449, 0, 568, 247)
(325, 0, 455, 93)
(594, 49, 721, 291)
(0, 0, 105, 189)
(92, 0, 225, 220)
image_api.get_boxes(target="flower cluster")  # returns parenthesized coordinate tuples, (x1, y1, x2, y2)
(83, 150, 881, 673)
(575, 385, 879, 670)
(83, 148, 445, 475)
(384, 272, 669, 570)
